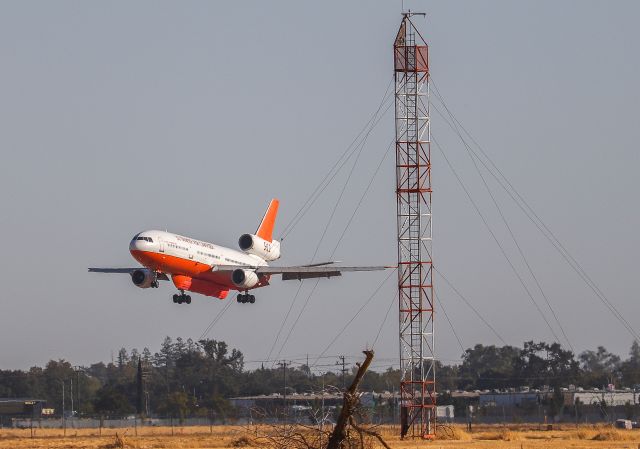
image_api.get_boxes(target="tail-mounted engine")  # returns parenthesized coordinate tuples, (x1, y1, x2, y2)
(238, 233, 281, 261)
(231, 269, 260, 289)
(131, 269, 157, 288)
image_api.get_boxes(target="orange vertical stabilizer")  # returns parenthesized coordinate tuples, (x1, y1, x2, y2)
(256, 198, 279, 242)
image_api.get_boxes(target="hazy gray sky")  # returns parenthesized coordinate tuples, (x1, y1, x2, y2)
(0, 1, 638, 372)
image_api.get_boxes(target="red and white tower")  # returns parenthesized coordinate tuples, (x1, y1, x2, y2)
(394, 14, 436, 439)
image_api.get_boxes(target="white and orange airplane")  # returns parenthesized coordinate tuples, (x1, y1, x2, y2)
(90, 199, 384, 304)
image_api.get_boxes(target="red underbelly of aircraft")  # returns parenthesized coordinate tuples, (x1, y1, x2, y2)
(130, 250, 236, 296)
(172, 275, 229, 300)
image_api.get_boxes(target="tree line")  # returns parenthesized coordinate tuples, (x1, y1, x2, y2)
(438, 340, 640, 392)
(0, 337, 639, 419)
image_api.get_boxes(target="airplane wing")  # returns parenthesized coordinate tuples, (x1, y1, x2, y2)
(213, 264, 387, 281)
(88, 268, 169, 280)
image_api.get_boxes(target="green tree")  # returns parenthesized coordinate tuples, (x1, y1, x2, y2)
(579, 346, 620, 388)
(117, 348, 129, 368)
(142, 347, 152, 363)
(93, 385, 134, 416)
(620, 341, 640, 387)
(516, 341, 579, 388)
(162, 391, 190, 421)
(459, 344, 520, 389)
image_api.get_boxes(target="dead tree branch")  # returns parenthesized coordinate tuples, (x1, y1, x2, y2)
(348, 416, 392, 449)
(326, 350, 374, 449)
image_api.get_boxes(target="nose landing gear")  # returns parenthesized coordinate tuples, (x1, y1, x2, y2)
(172, 291, 192, 304)
(236, 293, 255, 304)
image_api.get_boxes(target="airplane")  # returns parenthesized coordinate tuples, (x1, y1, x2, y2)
(89, 199, 385, 305)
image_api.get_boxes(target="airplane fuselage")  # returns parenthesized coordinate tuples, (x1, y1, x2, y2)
(130, 230, 269, 300)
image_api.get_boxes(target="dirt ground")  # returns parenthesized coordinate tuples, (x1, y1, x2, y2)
(1, 424, 640, 449)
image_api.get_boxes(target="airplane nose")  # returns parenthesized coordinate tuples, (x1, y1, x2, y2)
(129, 237, 141, 252)
(130, 234, 157, 253)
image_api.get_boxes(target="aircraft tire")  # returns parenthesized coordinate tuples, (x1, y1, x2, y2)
(173, 294, 178, 303)
(249, 295, 255, 304)
(186, 295, 192, 304)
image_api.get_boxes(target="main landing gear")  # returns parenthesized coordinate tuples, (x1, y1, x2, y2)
(237, 293, 255, 304)
(173, 291, 191, 304)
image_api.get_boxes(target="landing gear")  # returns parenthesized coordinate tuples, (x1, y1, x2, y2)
(236, 293, 255, 304)
(172, 292, 192, 304)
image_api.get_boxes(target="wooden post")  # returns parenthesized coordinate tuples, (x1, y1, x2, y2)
(326, 350, 374, 449)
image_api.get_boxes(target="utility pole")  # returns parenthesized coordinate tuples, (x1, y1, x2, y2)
(61, 380, 66, 436)
(336, 356, 348, 390)
(320, 372, 325, 445)
(74, 367, 81, 416)
(136, 358, 144, 417)
(277, 361, 289, 421)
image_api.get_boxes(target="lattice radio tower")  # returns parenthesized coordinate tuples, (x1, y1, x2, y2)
(394, 13, 436, 439)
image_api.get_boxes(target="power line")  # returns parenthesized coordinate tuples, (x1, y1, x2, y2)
(280, 78, 394, 240)
(272, 279, 321, 365)
(311, 268, 397, 367)
(372, 294, 396, 349)
(431, 97, 574, 352)
(432, 136, 561, 343)
(199, 300, 232, 340)
(264, 280, 305, 364)
(273, 104, 393, 363)
(433, 266, 507, 345)
(328, 138, 394, 256)
(429, 77, 640, 343)
(434, 290, 465, 355)
(275, 138, 393, 362)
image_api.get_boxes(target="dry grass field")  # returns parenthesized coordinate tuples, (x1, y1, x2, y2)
(1, 424, 640, 449)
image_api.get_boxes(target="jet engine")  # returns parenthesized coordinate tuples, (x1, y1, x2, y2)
(131, 269, 156, 288)
(231, 269, 260, 289)
(238, 233, 281, 261)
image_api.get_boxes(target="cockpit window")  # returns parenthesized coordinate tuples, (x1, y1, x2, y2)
(136, 237, 153, 242)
